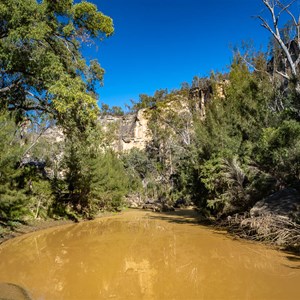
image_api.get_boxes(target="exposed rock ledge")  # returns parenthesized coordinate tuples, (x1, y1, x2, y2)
(250, 188, 300, 221)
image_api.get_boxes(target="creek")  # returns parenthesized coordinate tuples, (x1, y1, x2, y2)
(0, 209, 299, 299)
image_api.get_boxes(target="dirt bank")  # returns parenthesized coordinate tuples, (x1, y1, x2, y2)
(0, 211, 118, 245)
(0, 218, 73, 245)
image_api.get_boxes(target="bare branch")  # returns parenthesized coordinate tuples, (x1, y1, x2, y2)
(258, 1, 298, 77)
(257, 15, 276, 35)
(276, 1, 300, 56)
(0, 33, 8, 39)
(27, 91, 46, 104)
(275, 70, 290, 80)
(0, 84, 16, 93)
(54, 34, 78, 64)
(294, 55, 300, 68)
(0, 79, 21, 93)
(277, 0, 297, 26)
(263, 0, 279, 29)
(239, 53, 273, 82)
(8, 104, 52, 114)
(20, 125, 51, 162)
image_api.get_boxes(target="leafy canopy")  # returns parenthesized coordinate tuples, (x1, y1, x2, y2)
(0, 0, 114, 124)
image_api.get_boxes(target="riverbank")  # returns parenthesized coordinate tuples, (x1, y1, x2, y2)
(1, 208, 299, 256)
(0, 218, 73, 245)
(0, 211, 118, 245)
(0, 208, 204, 245)
(219, 215, 300, 254)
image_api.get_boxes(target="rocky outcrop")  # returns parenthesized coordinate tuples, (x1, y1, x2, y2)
(121, 109, 151, 151)
(98, 84, 218, 152)
(222, 188, 300, 250)
(43, 127, 64, 143)
(99, 109, 151, 152)
(125, 194, 145, 208)
(250, 188, 300, 221)
(189, 86, 211, 119)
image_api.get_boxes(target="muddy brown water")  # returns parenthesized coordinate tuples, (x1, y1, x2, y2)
(0, 209, 299, 300)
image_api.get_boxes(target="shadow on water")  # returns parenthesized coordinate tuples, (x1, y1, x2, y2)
(286, 255, 300, 262)
(145, 209, 300, 264)
(286, 265, 300, 269)
(284, 254, 300, 268)
(146, 208, 203, 225)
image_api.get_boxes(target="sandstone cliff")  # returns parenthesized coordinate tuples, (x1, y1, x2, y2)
(98, 81, 228, 152)
(41, 82, 227, 153)
(99, 108, 151, 152)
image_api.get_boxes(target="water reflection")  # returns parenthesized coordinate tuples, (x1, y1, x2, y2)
(0, 210, 299, 300)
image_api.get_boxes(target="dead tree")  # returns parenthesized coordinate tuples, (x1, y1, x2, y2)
(258, 0, 300, 92)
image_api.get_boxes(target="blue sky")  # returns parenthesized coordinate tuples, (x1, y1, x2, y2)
(82, 0, 297, 108)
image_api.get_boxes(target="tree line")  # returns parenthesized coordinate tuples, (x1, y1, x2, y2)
(1, 0, 300, 242)
(120, 0, 300, 235)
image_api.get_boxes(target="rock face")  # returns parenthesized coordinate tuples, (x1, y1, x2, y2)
(250, 188, 300, 220)
(99, 89, 211, 152)
(121, 109, 151, 151)
(42, 84, 222, 153)
(99, 109, 151, 152)
(43, 127, 64, 143)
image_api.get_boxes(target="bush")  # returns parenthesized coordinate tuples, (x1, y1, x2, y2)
(0, 112, 28, 222)
(255, 120, 300, 184)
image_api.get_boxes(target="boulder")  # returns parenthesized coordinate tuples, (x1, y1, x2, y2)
(250, 188, 300, 220)
(125, 194, 144, 208)
(0, 283, 32, 300)
(142, 202, 162, 212)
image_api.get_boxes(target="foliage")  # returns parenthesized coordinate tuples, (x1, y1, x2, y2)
(0, 111, 60, 225)
(52, 125, 131, 220)
(0, 0, 113, 125)
(100, 103, 124, 116)
(170, 58, 278, 216)
(91, 151, 131, 211)
(255, 120, 300, 184)
(122, 148, 154, 180)
(2, 0, 300, 234)
(171, 147, 204, 208)
(0, 112, 28, 221)
(130, 89, 168, 111)
(29, 179, 54, 219)
(0, 0, 116, 223)
(56, 42, 299, 222)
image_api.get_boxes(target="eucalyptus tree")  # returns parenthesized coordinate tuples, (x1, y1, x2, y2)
(0, 0, 116, 220)
(0, 0, 114, 127)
